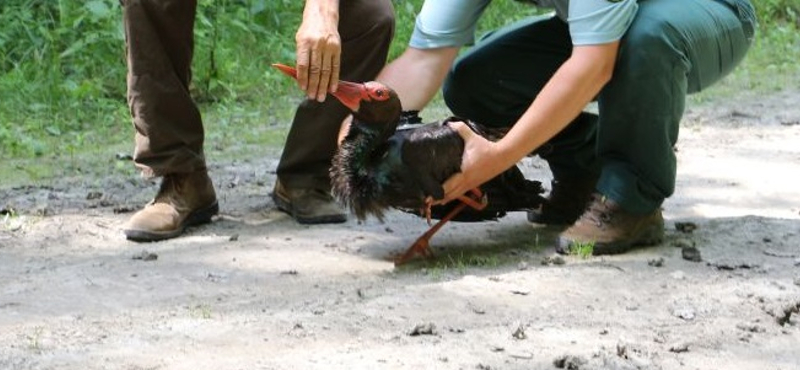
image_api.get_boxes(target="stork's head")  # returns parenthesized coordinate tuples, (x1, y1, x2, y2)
(272, 63, 401, 124)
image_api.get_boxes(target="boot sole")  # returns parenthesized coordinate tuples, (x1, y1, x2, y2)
(124, 201, 220, 242)
(556, 222, 665, 255)
(272, 193, 347, 225)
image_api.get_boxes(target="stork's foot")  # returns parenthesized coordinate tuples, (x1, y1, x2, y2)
(394, 188, 486, 266)
(394, 237, 433, 266)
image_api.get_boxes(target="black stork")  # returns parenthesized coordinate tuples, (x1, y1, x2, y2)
(273, 63, 544, 265)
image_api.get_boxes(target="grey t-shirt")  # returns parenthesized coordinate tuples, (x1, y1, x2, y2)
(409, 0, 638, 48)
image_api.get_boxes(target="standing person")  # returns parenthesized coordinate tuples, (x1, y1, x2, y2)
(121, 0, 394, 241)
(377, 0, 755, 254)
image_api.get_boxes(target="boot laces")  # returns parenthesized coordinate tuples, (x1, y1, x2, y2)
(581, 194, 617, 227)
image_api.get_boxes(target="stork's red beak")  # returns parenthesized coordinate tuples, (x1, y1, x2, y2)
(272, 63, 364, 112)
(328, 81, 365, 112)
(272, 63, 298, 79)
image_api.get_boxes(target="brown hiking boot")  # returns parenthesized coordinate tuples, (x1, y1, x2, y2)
(124, 170, 218, 242)
(272, 181, 347, 224)
(527, 175, 598, 225)
(557, 194, 664, 255)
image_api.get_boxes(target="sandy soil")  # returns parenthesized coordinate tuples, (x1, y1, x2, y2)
(1, 90, 799, 370)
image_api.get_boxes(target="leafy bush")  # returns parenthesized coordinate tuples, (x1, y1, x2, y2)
(757, 0, 800, 26)
(0, 0, 126, 157)
(0, 0, 796, 160)
(0, 0, 306, 158)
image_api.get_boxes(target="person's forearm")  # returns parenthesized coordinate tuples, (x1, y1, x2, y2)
(303, 0, 339, 23)
(494, 44, 619, 169)
(377, 47, 459, 111)
(440, 43, 620, 203)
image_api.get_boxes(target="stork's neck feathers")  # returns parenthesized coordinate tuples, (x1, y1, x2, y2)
(342, 120, 396, 174)
(331, 119, 399, 221)
(328, 79, 403, 220)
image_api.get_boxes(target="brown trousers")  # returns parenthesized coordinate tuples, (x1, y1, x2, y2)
(277, 1, 395, 191)
(122, 0, 395, 185)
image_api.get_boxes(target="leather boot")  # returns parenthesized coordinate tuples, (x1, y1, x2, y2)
(272, 180, 347, 224)
(124, 170, 218, 241)
(557, 193, 664, 255)
(527, 174, 598, 225)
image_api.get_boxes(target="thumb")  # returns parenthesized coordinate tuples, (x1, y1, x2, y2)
(445, 120, 476, 141)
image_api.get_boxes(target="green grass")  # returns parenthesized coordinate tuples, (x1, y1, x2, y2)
(398, 225, 548, 277)
(414, 250, 504, 279)
(0, 0, 797, 185)
(569, 241, 595, 259)
(0, 0, 303, 161)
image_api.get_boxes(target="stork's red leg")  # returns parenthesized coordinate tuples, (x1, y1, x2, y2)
(394, 188, 487, 266)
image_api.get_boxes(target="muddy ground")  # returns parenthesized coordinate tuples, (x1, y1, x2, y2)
(1, 90, 799, 370)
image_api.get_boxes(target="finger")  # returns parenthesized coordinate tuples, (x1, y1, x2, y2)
(295, 46, 310, 92)
(337, 115, 352, 146)
(446, 120, 476, 140)
(329, 50, 340, 93)
(439, 173, 466, 205)
(317, 49, 333, 102)
(307, 45, 323, 101)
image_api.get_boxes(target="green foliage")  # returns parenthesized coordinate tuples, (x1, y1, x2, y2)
(757, 0, 800, 26)
(0, 0, 304, 159)
(0, 0, 797, 172)
(0, 0, 533, 163)
(754, 0, 800, 59)
(192, 0, 302, 101)
(0, 0, 126, 158)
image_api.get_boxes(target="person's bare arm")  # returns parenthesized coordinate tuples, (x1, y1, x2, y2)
(377, 47, 459, 111)
(440, 42, 620, 203)
(295, 0, 340, 102)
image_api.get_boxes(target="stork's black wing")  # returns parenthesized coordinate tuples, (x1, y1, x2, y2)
(397, 121, 464, 200)
(426, 164, 545, 222)
(396, 116, 546, 221)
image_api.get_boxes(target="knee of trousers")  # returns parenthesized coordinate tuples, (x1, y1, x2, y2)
(353, 0, 396, 39)
(442, 58, 488, 120)
(442, 71, 469, 118)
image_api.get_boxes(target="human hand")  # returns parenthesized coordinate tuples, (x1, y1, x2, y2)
(437, 120, 506, 205)
(295, 6, 341, 102)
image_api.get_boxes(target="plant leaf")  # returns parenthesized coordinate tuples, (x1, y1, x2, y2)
(45, 126, 62, 136)
(59, 40, 86, 59)
(85, 1, 111, 19)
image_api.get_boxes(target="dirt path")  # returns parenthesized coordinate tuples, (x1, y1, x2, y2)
(1, 90, 799, 370)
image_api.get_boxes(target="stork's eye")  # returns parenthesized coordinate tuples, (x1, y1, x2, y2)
(366, 83, 391, 101)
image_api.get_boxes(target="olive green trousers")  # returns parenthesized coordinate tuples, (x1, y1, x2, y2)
(443, 0, 755, 214)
